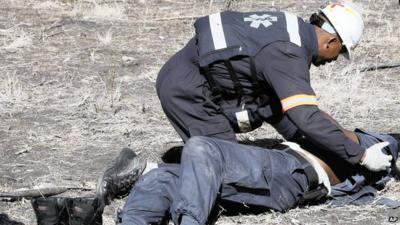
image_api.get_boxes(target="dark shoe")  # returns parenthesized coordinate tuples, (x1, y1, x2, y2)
(31, 197, 68, 225)
(96, 148, 146, 205)
(66, 197, 103, 225)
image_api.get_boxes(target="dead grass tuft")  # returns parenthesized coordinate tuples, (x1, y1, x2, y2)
(0, 71, 27, 103)
(70, 0, 127, 21)
(97, 28, 113, 46)
(32, 1, 66, 10)
(0, 28, 32, 51)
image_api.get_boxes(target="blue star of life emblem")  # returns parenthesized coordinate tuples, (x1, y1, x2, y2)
(244, 14, 278, 29)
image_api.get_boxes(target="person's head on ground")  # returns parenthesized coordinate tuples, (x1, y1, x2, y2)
(310, 1, 364, 66)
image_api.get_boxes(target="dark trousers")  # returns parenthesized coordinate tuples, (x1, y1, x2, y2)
(156, 39, 236, 142)
(120, 137, 310, 225)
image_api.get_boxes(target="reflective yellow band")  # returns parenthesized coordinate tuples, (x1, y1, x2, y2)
(281, 94, 318, 112)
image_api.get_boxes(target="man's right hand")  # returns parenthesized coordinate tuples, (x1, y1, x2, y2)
(359, 142, 393, 172)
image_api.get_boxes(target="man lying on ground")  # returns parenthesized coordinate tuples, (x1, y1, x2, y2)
(31, 129, 399, 225)
(110, 129, 399, 225)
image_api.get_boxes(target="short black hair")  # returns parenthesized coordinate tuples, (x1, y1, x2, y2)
(309, 13, 325, 28)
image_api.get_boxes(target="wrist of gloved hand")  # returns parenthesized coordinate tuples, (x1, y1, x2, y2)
(359, 141, 393, 172)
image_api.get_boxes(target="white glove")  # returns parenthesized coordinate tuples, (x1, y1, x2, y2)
(360, 142, 393, 172)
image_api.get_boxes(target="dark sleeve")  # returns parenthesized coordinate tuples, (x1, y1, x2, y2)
(270, 115, 300, 140)
(257, 42, 365, 165)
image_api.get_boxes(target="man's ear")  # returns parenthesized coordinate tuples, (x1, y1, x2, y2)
(327, 36, 340, 47)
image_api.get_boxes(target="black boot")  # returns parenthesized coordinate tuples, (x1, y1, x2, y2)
(31, 197, 68, 225)
(96, 148, 146, 205)
(66, 197, 103, 225)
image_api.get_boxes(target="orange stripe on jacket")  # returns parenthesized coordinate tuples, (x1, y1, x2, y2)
(281, 94, 318, 112)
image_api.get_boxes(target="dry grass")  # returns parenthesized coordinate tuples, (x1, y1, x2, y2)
(97, 27, 113, 46)
(0, 0, 399, 224)
(69, 0, 128, 21)
(0, 28, 33, 51)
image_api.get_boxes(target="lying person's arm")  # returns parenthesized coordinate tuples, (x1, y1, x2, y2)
(297, 128, 399, 187)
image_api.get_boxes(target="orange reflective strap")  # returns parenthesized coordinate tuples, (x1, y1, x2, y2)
(281, 94, 318, 112)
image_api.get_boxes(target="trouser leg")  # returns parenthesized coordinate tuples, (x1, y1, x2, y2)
(170, 137, 225, 225)
(120, 165, 180, 225)
(171, 137, 309, 225)
(156, 42, 236, 143)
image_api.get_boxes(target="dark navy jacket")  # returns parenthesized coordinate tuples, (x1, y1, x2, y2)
(329, 130, 400, 207)
(195, 11, 305, 66)
(192, 11, 365, 165)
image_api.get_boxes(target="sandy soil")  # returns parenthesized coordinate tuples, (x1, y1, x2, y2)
(0, 0, 399, 224)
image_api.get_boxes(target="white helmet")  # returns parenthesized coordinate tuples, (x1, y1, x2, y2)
(319, 1, 364, 60)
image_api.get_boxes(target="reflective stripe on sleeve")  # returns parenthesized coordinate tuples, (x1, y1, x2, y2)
(281, 94, 318, 112)
(284, 12, 301, 47)
(209, 12, 227, 50)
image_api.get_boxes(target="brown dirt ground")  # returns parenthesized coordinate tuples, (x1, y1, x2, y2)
(0, 0, 399, 224)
